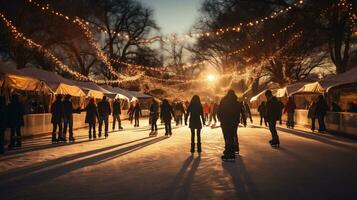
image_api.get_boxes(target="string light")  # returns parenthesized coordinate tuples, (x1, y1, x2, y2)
(0, 12, 142, 84)
(27, 0, 304, 43)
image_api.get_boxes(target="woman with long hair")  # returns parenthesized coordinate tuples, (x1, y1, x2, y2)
(185, 95, 205, 154)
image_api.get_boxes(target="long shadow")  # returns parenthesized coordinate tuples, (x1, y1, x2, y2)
(166, 156, 194, 200)
(0, 137, 152, 177)
(0, 136, 168, 191)
(177, 156, 201, 200)
(222, 157, 261, 200)
(3, 138, 107, 156)
(275, 127, 357, 150)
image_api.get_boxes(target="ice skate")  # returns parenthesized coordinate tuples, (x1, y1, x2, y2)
(221, 155, 235, 162)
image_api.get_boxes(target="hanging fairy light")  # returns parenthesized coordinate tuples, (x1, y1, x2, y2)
(0, 12, 143, 84)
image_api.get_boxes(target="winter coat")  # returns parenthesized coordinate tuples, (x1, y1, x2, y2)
(243, 101, 252, 118)
(203, 103, 210, 114)
(308, 102, 317, 119)
(185, 103, 204, 129)
(51, 100, 64, 124)
(315, 99, 328, 117)
(150, 102, 159, 121)
(63, 99, 78, 119)
(0, 105, 7, 131)
(284, 100, 296, 114)
(98, 100, 111, 118)
(84, 103, 99, 124)
(7, 101, 25, 128)
(217, 93, 245, 126)
(266, 96, 281, 122)
(258, 103, 267, 117)
(174, 103, 185, 116)
(211, 103, 219, 115)
(133, 104, 142, 117)
(160, 103, 175, 123)
(112, 100, 121, 116)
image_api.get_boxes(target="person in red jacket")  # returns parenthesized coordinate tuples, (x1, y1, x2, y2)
(203, 102, 210, 124)
(284, 96, 296, 129)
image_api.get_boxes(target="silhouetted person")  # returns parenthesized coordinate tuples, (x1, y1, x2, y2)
(81, 98, 99, 140)
(265, 90, 280, 147)
(308, 100, 317, 132)
(218, 90, 245, 161)
(174, 102, 185, 126)
(284, 96, 296, 129)
(0, 96, 7, 154)
(98, 96, 111, 138)
(161, 99, 175, 136)
(127, 102, 134, 124)
(185, 95, 205, 154)
(63, 95, 78, 142)
(7, 94, 25, 148)
(258, 101, 267, 126)
(133, 102, 142, 127)
(278, 100, 284, 125)
(331, 102, 342, 112)
(315, 95, 328, 132)
(51, 95, 64, 143)
(112, 98, 123, 131)
(242, 100, 253, 126)
(149, 99, 159, 136)
(209, 99, 219, 126)
(203, 102, 210, 123)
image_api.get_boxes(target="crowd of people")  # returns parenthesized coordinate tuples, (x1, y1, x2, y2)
(0, 90, 342, 162)
(258, 94, 330, 133)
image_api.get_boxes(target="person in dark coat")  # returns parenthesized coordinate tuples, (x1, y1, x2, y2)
(185, 95, 205, 154)
(63, 95, 79, 142)
(161, 99, 175, 136)
(133, 101, 142, 127)
(51, 95, 64, 143)
(284, 96, 296, 129)
(112, 98, 123, 131)
(315, 95, 328, 132)
(265, 90, 281, 146)
(149, 99, 159, 136)
(81, 98, 99, 140)
(278, 100, 284, 125)
(127, 102, 134, 124)
(242, 100, 253, 127)
(308, 100, 317, 132)
(217, 90, 245, 161)
(7, 94, 25, 148)
(174, 102, 185, 126)
(97, 96, 111, 138)
(258, 101, 267, 127)
(0, 96, 7, 154)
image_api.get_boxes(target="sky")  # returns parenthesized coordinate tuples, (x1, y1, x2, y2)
(137, 0, 203, 35)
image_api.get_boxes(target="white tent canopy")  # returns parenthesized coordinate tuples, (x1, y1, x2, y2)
(275, 82, 309, 98)
(292, 67, 357, 95)
(99, 85, 130, 101)
(19, 67, 85, 97)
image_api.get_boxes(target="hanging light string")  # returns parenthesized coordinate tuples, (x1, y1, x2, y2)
(26, 0, 304, 43)
(27, 0, 134, 80)
(0, 12, 143, 84)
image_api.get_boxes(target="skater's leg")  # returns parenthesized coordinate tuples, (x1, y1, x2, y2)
(52, 123, 57, 143)
(197, 129, 201, 153)
(15, 126, 22, 147)
(63, 118, 68, 140)
(268, 121, 279, 143)
(0, 129, 4, 154)
(311, 117, 316, 131)
(69, 115, 74, 140)
(58, 122, 63, 142)
(112, 115, 117, 130)
(168, 122, 172, 135)
(190, 128, 195, 153)
(104, 117, 109, 137)
(98, 118, 103, 137)
(93, 123, 97, 138)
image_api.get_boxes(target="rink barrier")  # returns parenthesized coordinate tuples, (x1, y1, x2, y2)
(4, 109, 150, 141)
(251, 109, 357, 137)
